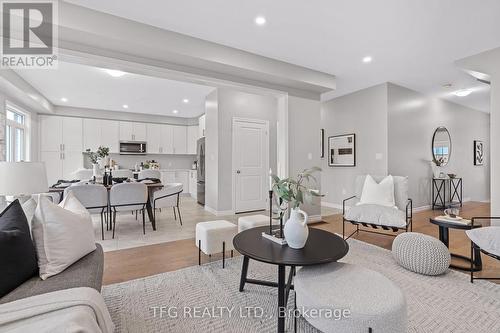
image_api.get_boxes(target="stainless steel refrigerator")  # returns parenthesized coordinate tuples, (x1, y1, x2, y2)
(196, 137, 205, 205)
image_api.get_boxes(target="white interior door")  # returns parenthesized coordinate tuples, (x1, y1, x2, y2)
(233, 119, 269, 213)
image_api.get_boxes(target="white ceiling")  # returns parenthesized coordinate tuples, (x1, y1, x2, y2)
(65, 0, 500, 112)
(14, 61, 215, 118)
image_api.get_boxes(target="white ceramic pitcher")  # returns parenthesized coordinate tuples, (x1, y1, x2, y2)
(284, 208, 309, 249)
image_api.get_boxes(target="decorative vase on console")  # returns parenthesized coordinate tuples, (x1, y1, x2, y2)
(430, 160, 442, 178)
(272, 167, 323, 249)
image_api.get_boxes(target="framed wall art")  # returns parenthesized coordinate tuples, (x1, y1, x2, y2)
(474, 140, 484, 166)
(328, 133, 356, 167)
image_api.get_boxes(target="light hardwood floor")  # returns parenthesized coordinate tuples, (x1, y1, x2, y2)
(103, 201, 499, 285)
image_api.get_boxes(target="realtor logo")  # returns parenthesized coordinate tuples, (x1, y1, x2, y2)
(1, 0, 58, 68)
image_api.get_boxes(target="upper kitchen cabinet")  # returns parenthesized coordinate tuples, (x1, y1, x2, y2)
(100, 120, 120, 153)
(146, 123, 162, 154)
(84, 119, 119, 153)
(40, 116, 82, 153)
(198, 114, 206, 138)
(187, 125, 198, 154)
(172, 125, 187, 154)
(119, 121, 147, 141)
(40, 115, 63, 152)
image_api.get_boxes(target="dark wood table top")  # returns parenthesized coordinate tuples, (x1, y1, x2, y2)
(233, 226, 349, 266)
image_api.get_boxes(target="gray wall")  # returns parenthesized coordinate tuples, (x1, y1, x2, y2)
(387, 83, 490, 207)
(205, 87, 278, 212)
(288, 96, 322, 217)
(217, 87, 278, 212)
(320, 83, 388, 205)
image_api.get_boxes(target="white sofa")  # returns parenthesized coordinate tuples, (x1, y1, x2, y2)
(342, 175, 412, 239)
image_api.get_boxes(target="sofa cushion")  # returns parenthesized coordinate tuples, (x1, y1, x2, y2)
(0, 243, 104, 304)
(345, 204, 407, 228)
(0, 200, 38, 298)
(32, 193, 96, 280)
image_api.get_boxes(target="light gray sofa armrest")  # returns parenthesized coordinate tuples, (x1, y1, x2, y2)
(0, 244, 104, 304)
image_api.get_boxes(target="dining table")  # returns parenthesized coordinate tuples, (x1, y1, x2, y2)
(48, 182, 164, 231)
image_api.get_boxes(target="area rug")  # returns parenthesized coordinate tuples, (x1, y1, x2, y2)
(102, 238, 500, 333)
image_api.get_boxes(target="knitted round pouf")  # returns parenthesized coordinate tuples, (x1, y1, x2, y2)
(392, 232, 450, 276)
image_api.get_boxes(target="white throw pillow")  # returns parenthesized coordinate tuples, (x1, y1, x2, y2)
(31, 192, 96, 280)
(358, 175, 396, 207)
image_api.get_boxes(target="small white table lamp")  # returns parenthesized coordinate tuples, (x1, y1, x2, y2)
(0, 162, 48, 209)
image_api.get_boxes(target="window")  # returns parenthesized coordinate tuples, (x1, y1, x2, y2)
(5, 104, 29, 162)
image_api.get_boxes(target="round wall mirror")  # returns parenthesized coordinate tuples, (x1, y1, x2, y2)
(432, 127, 451, 166)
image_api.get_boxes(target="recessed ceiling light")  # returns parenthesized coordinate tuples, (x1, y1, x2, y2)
(102, 69, 126, 77)
(60, 97, 68, 102)
(122, 104, 129, 109)
(183, 98, 189, 103)
(172, 110, 179, 114)
(255, 16, 266, 26)
(362, 56, 372, 63)
(453, 89, 472, 97)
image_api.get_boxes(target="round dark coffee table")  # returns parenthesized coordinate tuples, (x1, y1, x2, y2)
(233, 226, 349, 333)
(429, 217, 482, 271)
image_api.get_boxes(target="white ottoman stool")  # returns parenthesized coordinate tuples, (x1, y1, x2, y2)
(196, 220, 237, 268)
(295, 262, 407, 333)
(238, 214, 278, 233)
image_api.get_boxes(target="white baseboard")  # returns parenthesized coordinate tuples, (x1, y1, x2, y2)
(321, 201, 343, 210)
(204, 206, 235, 216)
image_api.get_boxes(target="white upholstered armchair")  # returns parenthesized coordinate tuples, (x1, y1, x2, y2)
(342, 175, 412, 240)
(151, 183, 183, 225)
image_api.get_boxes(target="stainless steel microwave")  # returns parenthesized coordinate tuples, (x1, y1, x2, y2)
(119, 141, 147, 155)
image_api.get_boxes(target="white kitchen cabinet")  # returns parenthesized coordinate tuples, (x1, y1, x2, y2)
(133, 122, 147, 141)
(146, 123, 162, 154)
(189, 170, 197, 199)
(187, 125, 198, 154)
(120, 121, 147, 141)
(84, 119, 119, 153)
(175, 170, 189, 194)
(83, 119, 101, 151)
(40, 151, 61, 186)
(161, 171, 176, 184)
(100, 120, 119, 153)
(161, 125, 174, 154)
(62, 151, 83, 180)
(119, 121, 133, 141)
(39, 115, 83, 185)
(63, 117, 83, 152)
(172, 125, 187, 154)
(198, 114, 206, 138)
(40, 116, 62, 152)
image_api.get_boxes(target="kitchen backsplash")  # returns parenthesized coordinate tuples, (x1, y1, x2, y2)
(83, 153, 196, 170)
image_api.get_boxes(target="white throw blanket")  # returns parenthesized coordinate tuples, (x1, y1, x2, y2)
(0, 287, 114, 333)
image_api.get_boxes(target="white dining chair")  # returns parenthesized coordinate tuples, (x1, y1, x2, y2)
(138, 169, 161, 180)
(64, 183, 108, 240)
(112, 169, 134, 179)
(109, 182, 148, 238)
(151, 183, 183, 225)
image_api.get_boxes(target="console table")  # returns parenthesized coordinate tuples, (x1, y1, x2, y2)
(431, 177, 463, 210)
